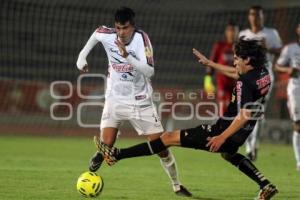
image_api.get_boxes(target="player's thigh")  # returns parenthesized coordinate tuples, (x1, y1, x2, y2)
(180, 124, 212, 150)
(288, 90, 300, 124)
(129, 105, 164, 136)
(100, 101, 132, 129)
(160, 130, 181, 146)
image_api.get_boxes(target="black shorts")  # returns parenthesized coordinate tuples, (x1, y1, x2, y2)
(180, 124, 239, 154)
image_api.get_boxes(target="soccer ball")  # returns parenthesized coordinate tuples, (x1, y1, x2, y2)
(76, 171, 104, 197)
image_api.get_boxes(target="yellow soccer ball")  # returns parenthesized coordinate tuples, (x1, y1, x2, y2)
(76, 171, 104, 198)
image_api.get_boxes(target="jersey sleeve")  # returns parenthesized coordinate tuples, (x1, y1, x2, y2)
(276, 45, 290, 66)
(270, 29, 282, 49)
(76, 29, 102, 70)
(126, 31, 154, 78)
(236, 77, 253, 109)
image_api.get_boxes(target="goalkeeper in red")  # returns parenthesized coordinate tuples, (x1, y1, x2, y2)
(205, 22, 238, 116)
(95, 38, 278, 200)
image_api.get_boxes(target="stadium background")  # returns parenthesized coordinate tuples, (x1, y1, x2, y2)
(1, 0, 300, 143)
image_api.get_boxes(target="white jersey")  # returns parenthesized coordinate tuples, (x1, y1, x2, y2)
(77, 26, 155, 105)
(277, 42, 300, 89)
(239, 27, 282, 64)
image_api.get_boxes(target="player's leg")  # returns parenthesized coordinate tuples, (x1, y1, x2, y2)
(293, 121, 300, 171)
(89, 127, 119, 172)
(97, 124, 214, 161)
(147, 133, 192, 197)
(289, 91, 300, 171)
(130, 105, 191, 196)
(245, 123, 259, 161)
(89, 101, 121, 172)
(221, 152, 278, 199)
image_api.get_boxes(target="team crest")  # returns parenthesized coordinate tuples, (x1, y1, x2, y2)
(145, 47, 153, 58)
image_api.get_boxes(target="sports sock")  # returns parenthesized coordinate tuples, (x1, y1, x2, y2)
(222, 153, 270, 188)
(159, 150, 181, 191)
(116, 138, 167, 160)
(245, 122, 259, 154)
(293, 131, 300, 167)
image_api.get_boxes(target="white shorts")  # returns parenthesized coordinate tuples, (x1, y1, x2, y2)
(287, 85, 300, 122)
(100, 101, 164, 135)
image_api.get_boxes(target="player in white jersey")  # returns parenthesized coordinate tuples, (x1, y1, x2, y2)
(239, 5, 282, 161)
(275, 23, 300, 171)
(76, 7, 191, 196)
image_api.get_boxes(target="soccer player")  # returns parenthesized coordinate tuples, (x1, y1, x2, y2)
(95, 38, 278, 200)
(275, 23, 300, 171)
(205, 21, 239, 116)
(239, 5, 282, 161)
(76, 7, 191, 196)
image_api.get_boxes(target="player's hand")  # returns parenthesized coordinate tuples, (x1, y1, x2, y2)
(192, 48, 211, 66)
(80, 65, 89, 74)
(115, 39, 129, 58)
(206, 135, 226, 152)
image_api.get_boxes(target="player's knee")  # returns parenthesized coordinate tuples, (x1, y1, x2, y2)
(160, 132, 173, 145)
(294, 121, 300, 133)
(158, 149, 169, 158)
(160, 130, 180, 147)
(221, 152, 234, 161)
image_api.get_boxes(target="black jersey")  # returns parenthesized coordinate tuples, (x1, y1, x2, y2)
(215, 67, 271, 145)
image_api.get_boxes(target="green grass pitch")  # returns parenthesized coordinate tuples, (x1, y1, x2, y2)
(0, 135, 299, 200)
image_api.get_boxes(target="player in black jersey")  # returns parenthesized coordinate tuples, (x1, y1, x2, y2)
(94, 38, 278, 200)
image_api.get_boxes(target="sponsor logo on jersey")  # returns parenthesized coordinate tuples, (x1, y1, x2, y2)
(236, 81, 243, 104)
(111, 63, 133, 73)
(256, 75, 271, 89)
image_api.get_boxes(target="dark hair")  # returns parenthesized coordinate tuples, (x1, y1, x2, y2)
(227, 20, 236, 27)
(234, 37, 267, 68)
(249, 5, 264, 12)
(114, 7, 135, 25)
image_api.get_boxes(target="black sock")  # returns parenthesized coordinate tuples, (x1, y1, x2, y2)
(116, 138, 167, 160)
(222, 153, 270, 189)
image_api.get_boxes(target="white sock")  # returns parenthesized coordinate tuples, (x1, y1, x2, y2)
(250, 122, 260, 150)
(245, 133, 253, 154)
(159, 150, 181, 191)
(292, 131, 300, 167)
(245, 122, 259, 154)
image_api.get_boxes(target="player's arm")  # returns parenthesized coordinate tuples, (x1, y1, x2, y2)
(76, 31, 99, 73)
(275, 64, 297, 76)
(115, 36, 154, 78)
(274, 45, 299, 76)
(192, 48, 239, 79)
(266, 29, 282, 55)
(207, 43, 219, 75)
(206, 108, 252, 152)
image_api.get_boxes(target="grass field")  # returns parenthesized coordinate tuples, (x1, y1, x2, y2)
(0, 135, 299, 200)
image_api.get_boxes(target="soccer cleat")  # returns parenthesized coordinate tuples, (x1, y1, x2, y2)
(174, 185, 192, 197)
(94, 136, 118, 166)
(89, 151, 104, 172)
(255, 184, 278, 200)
